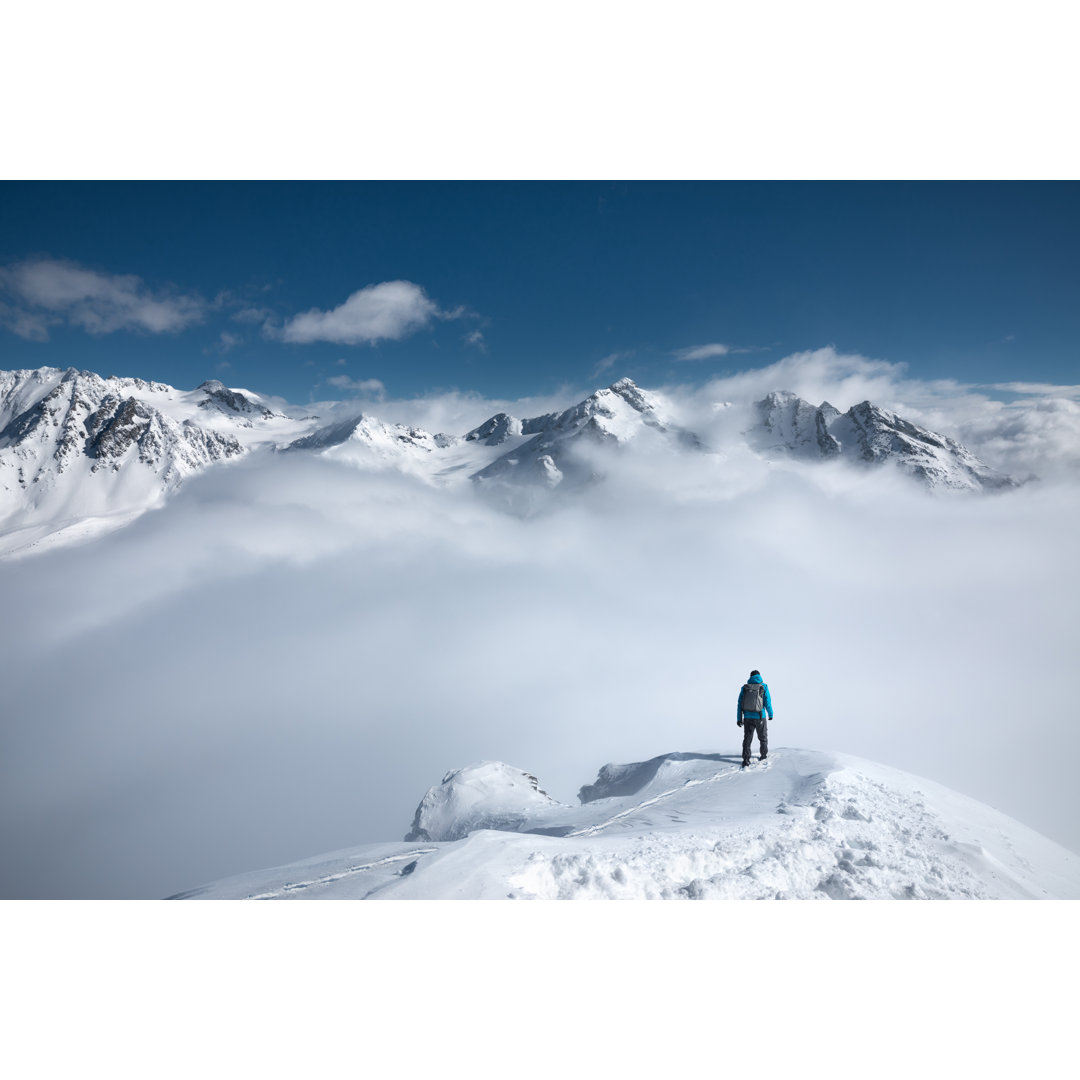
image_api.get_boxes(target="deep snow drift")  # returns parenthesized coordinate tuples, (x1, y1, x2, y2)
(173, 749, 1080, 900)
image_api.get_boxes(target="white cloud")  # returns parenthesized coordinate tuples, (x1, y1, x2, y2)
(985, 382, 1080, 399)
(591, 351, 629, 380)
(953, 397, 1080, 479)
(326, 375, 387, 399)
(672, 343, 733, 362)
(0, 301, 50, 341)
(666, 347, 907, 422)
(232, 305, 273, 324)
(662, 347, 1080, 480)
(276, 280, 454, 345)
(466, 329, 486, 350)
(0, 258, 205, 339)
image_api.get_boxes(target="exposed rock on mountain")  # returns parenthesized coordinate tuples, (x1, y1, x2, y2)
(196, 379, 277, 420)
(757, 390, 842, 459)
(0, 366, 1024, 558)
(0, 367, 247, 556)
(464, 412, 524, 446)
(1, 368, 243, 481)
(472, 377, 698, 488)
(756, 390, 1016, 491)
(831, 400, 1018, 491)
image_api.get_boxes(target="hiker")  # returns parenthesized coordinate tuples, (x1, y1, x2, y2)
(737, 669, 773, 767)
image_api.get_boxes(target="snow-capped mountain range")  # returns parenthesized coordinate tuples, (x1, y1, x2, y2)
(756, 389, 1017, 491)
(172, 748, 1080, 899)
(0, 366, 1019, 558)
(0, 367, 296, 557)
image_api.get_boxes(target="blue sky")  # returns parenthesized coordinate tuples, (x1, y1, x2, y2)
(1, 181, 1076, 404)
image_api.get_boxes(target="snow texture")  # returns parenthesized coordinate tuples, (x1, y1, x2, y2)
(174, 749, 1080, 900)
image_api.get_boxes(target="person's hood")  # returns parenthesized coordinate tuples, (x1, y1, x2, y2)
(747, 673, 764, 684)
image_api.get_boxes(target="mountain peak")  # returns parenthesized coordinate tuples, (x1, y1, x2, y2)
(464, 412, 522, 445)
(756, 390, 1015, 490)
(607, 376, 656, 414)
(0, 367, 245, 556)
(757, 390, 842, 460)
(1, 364, 1025, 559)
(197, 379, 273, 418)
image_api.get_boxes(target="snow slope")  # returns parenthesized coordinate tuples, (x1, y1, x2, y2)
(0, 367, 312, 558)
(172, 749, 1080, 900)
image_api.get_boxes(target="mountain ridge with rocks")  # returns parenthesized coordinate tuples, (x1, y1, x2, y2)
(0, 366, 1020, 558)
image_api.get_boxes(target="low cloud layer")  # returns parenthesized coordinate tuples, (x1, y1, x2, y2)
(987, 382, 1080, 399)
(275, 280, 455, 345)
(657, 347, 1080, 481)
(2, 350, 1078, 898)
(0, 258, 205, 340)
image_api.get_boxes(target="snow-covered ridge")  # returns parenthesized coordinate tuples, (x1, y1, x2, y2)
(757, 390, 1017, 491)
(0, 367, 257, 557)
(172, 749, 1080, 900)
(0, 366, 1021, 558)
(468, 376, 701, 488)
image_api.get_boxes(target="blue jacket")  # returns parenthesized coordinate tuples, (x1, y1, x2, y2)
(737, 672, 773, 722)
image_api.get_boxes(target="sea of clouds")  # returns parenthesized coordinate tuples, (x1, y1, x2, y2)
(2, 349, 1078, 898)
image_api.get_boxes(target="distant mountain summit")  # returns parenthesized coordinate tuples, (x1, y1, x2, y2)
(281, 376, 694, 490)
(470, 377, 698, 489)
(0, 366, 1021, 557)
(757, 390, 844, 459)
(286, 414, 454, 457)
(196, 379, 278, 420)
(756, 389, 1017, 491)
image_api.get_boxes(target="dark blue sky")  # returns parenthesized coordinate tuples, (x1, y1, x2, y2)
(1, 181, 1076, 402)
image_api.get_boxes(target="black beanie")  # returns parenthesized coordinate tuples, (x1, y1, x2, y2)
(750, 669, 760, 677)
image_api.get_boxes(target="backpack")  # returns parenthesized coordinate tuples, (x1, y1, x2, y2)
(740, 682, 765, 713)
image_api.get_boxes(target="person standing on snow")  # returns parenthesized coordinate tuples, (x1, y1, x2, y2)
(737, 669, 773, 767)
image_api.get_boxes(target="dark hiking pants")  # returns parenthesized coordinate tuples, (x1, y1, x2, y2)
(742, 718, 768, 764)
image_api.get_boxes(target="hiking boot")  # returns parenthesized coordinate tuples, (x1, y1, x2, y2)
(741, 760, 751, 768)
(759, 754, 767, 761)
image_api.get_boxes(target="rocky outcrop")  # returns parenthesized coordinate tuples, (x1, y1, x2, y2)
(197, 379, 275, 419)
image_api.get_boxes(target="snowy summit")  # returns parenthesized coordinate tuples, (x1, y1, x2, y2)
(171, 748, 1080, 900)
(0, 366, 1020, 559)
